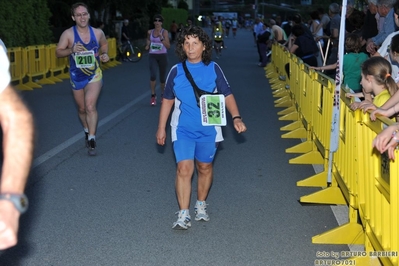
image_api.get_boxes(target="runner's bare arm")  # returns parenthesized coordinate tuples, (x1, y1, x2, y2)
(56, 28, 74, 58)
(161, 30, 171, 49)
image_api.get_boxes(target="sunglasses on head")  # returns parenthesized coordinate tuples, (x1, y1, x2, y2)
(154, 19, 163, 22)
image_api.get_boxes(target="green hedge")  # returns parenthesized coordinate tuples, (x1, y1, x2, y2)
(161, 8, 188, 32)
(0, 0, 52, 47)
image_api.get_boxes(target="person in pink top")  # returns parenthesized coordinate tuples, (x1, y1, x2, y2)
(145, 14, 171, 106)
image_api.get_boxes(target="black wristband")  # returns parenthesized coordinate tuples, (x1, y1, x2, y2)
(232, 116, 242, 121)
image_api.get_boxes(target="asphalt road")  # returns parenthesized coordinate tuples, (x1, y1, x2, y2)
(1, 28, 350, 266)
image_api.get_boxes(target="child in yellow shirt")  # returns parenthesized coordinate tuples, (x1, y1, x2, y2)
(345, 57, 397, 110)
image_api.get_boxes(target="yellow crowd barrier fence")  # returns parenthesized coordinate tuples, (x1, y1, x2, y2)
(266, 43, 398, 266)
(5, 38, 119, 91)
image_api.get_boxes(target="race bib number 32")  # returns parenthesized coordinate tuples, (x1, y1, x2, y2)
(200, 95, 226, 126)
(75, 50, 95, 68)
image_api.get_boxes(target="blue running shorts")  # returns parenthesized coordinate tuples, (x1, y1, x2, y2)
(173, 139, 218, 163)
(71, 72, 102, 90)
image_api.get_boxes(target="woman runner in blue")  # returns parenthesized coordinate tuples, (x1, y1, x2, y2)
(56, 2, 109, 156)
(156, 26, 247, 230)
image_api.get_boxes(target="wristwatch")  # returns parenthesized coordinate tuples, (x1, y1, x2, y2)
(0, 193, 29, 213)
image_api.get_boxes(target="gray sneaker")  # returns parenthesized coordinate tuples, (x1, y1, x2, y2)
(172, 210, 191, 230)
(195, 201, 210, 221)
(88, 139, 96, 156)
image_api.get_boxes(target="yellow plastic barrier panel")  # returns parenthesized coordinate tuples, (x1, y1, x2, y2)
(7, 47, 31, 91)
(25, 45, 54, 89)
(47, 44, 69, 82)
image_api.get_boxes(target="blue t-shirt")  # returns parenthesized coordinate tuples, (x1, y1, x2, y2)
(164, 60, 232, 142)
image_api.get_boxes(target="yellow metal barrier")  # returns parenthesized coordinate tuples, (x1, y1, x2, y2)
(265, 44, 275, 76)
(104, 38, 121, 68)
(266, 43, 281, 81)
(7, 38, 118, 91)
(46, 44, 69, 82)
(355, 112, 398, 266)
(267, 44, 399, 265)
(7, 47, 31, 91)
(280, 56, 307, 137)
(271, 47, 293, 112)
(25, 45, 55, 89)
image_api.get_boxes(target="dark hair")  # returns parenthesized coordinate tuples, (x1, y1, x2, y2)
(391, 33, 399, 54)
(291, 24, 304, 37)
(310, 10, 320, 20)
(361, 57, 397, 96)
(347, 9, 365, 33)
(344, 33, 362, 53)
(394, 0, 399, 16)
(153, 14, 164, 22)
(71, 2, 88, 16)
(292, 13, 302, 24)
(175, 26, 213, 65)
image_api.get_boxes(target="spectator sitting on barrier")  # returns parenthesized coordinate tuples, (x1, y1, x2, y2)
(284, 24, 318, 79)
(346, 57, 396, 112)
(312, 33, 368, 93)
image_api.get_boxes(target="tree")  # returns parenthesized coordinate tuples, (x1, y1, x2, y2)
(177, 0, 189, 10)
(0, 0, 52, 47)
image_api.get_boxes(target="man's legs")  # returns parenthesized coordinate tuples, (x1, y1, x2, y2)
(122, 42, 128, 61)
(258, 43, 267, 67)
(72, 89, 88, 130)
(72, 81, 101, 154)
(84, 81, 102, 136)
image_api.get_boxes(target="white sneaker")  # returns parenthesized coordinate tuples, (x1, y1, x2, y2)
(172, 210, 191, 230)
(195, 201, 210, 221)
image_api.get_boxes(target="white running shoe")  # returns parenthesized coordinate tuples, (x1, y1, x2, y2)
(172, 210, 191, 230)
(194, 201, 210, 221)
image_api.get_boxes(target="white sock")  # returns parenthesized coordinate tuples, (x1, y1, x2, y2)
(180, 209, 189, 216)
(196, 200, 205, 206)
(84, 128, 89, 134)
(88, 135, 95, 141)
